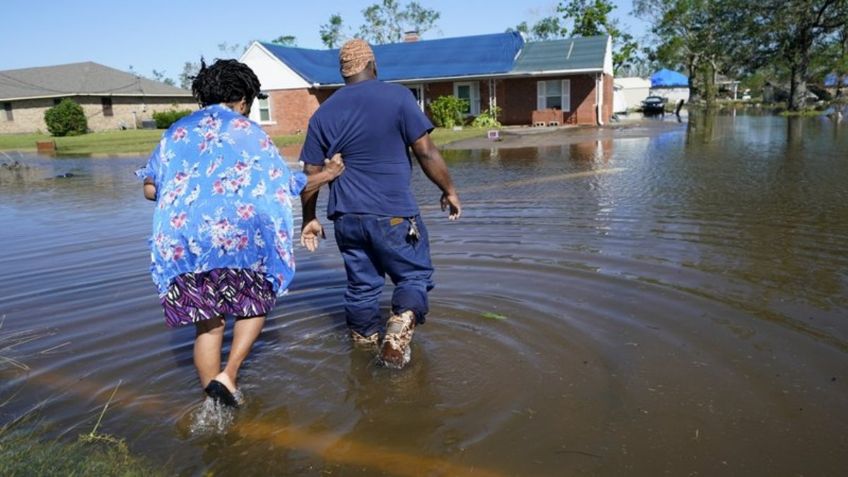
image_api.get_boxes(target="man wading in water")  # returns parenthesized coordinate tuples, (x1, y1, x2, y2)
(299, 39, 461, 369)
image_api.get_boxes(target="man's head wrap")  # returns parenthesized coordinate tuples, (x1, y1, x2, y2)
(339, 39, 375, 77)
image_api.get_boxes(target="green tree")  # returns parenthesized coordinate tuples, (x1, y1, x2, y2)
(320, 13, 346, 48)
(271, 35, 297, 46)
(357, 0, 440, 44)
(532, 16, 566, 40)
(508, 17, 566, 41)
(748, 0, 848, 110)
(559, 0, 639, 72)
(179, 61, 199, 90)
(150, 69, 176, 87)
(634, 0, 735, 106)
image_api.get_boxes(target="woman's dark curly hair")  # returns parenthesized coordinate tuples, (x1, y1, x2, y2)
(191, 58, 265, 106)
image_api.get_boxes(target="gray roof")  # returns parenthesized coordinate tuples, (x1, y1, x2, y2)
(512, 35, 609, 74)
(0, 62, 192, 100)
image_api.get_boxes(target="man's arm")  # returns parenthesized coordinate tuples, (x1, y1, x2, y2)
(300, 163, 325, 252)
(411, 133, 461, 220)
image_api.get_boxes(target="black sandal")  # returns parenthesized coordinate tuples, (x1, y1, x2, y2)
(205, 379, 239, 408)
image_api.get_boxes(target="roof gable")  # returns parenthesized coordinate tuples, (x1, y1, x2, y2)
(261, 32, 525, 85)
(512, 35, 610, 74)
(0, 62, 192, 100)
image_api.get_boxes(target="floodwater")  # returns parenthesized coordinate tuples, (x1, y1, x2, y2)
(1, 112, 846, 475)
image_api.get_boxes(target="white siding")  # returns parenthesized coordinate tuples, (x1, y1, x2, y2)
(603, 36, 613, 76)
(240, 42, 311, 91)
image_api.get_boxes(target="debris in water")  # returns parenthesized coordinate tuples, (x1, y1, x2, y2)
(481, 312, 507, 321)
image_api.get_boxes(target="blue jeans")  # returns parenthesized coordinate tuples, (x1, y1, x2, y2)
(333, 213, 434, 337)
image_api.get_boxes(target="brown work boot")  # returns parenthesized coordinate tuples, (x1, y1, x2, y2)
(350, 330, 380, 349)
(379, 310, 416, 369)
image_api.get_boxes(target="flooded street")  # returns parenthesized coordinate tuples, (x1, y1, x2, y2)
(1, 113, 847, 475)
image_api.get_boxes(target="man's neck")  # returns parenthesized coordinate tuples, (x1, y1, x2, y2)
(344, 72, 376, 85)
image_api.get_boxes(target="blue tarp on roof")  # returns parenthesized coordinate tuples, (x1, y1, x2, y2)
(262, 32, 524, 85)
(825, 73, 848, 87)
(651, 69, 688, 88)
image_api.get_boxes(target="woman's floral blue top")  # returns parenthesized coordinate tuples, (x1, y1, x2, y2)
(136, 104, 307, 297)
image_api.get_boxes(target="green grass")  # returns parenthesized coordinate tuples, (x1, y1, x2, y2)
(0, 126, 488, 156)
(0, 430, 167, 477)
(0, 130, 164, 156)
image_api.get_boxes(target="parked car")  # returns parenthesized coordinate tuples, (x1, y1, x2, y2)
(641, 95, 667, 115)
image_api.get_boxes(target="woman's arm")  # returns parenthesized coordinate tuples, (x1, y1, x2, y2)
(301, 153, 344, 194)
(143, 179, 157, 201)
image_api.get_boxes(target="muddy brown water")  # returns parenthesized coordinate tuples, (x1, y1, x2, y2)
(1, 113, 846, 475)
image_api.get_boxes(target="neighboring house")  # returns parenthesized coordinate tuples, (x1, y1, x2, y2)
(613, 77, 651, 112)
(0, 62, 196, 134)
(650, 69, 690, 104)
(239, 32, 613, 135)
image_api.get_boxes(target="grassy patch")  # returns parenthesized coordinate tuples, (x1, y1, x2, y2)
(0, 429, 166, 477)
(779, 108, 827, 117)
(430, 127, 489, 146)
(0, 126, 488, 156)
(0, 130, 164, 156)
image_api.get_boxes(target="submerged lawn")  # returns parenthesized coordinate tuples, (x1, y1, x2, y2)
(0, 127, 488, 156)
(0, 430, 167, 477)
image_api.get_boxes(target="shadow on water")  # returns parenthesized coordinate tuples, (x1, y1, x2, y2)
(1, 113, 848, 475)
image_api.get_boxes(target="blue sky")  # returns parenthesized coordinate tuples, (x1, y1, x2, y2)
(1, 0, 649, 82)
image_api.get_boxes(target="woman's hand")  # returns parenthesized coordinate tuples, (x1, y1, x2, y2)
(323, 153, 344, 179)
(300, 219, 325, 252)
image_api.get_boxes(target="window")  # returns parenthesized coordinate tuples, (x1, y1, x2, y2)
(3, 102, 12, 121)
(454, 81, 480, 116)
(536, 79, 571, 111)
(257, 94, 271, 123)
(101, 97, 113, 117)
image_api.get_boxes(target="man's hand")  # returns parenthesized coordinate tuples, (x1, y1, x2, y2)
(300, 218, 325, 252)
(323, 153, 344, 179)
(440, 191, 461, 220)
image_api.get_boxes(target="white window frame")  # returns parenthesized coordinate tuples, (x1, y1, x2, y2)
(252, 93, 275, 124)
(406, 83, 425, 111)
(536, 79, 571, 112)
(454, 81, 481, 116)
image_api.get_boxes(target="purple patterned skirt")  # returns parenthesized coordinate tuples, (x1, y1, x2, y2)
(161, 268, 276, 328)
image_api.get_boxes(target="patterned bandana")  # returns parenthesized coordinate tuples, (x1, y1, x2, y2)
(339, 39, 375, 77)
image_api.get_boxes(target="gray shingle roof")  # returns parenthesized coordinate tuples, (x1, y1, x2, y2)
(0, 62, 192, 100)
(512, 35, 609, 74)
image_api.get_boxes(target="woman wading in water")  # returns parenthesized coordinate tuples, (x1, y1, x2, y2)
(137, 59, 342, 407)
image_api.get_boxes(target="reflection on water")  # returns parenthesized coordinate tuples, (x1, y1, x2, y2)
(1, 113, 847, 475)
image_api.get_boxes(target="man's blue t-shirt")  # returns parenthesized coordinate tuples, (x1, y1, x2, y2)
(299, 79, 434, 218)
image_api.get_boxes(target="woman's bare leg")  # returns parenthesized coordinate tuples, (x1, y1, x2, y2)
(214, 315, 265, 392)
(194, 316, 225, 389)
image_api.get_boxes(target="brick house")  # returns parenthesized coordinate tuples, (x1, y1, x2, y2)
(239, 32, 613, 135)
(0, 62, 197, 134)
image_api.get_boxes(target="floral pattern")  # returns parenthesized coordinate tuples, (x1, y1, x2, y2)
(136, 104, 307, 297)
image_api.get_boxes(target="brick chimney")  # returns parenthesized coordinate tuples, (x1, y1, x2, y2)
(404, 30, 420, 42)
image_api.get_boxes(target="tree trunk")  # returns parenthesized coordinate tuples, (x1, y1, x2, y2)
(788, 59, 809, 111)
(701, 61, 717, 108)
(687, 56, 701, 103)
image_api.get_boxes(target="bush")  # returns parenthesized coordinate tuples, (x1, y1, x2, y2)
(44, 99, 88, 137)
(152, 109, 193, 129)
(429, 96, 468, 128)
(470, 106, 502, 128)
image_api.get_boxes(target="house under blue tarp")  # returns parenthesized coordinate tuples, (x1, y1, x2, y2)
(824, 73, 848, 87)
(651, 69, 689, 88)
(262, 32, 525, 86)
